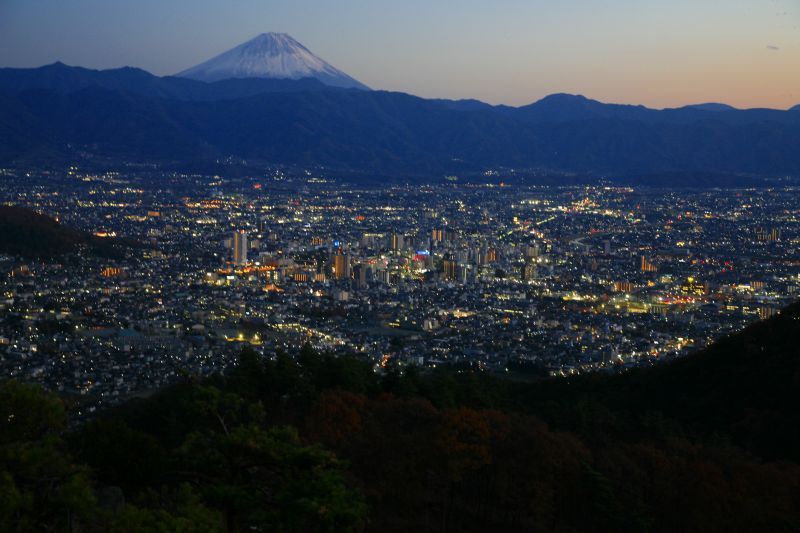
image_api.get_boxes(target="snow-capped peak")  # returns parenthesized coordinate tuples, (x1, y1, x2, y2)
(175, 32, 369, 90)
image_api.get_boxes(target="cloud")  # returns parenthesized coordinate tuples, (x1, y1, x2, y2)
(767, 45, 780, 51)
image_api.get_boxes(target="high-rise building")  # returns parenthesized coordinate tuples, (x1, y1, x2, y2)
(759, 306, 778, 320)
(330, 253, 347, 280)
(353, 263, 368, 289)
(614, 281, 635, 293)
(640, 255, 658, 273)
(522, 262, 537, 281)
(457, 264, 469, 284)
(232, 230, 248, 265)
(389, 233, 404, 251)
(344, 252, 352, 279)
(442, 259, 457, 281)
(292, 272, 309, 283)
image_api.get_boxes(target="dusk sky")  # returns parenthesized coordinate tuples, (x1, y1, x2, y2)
(1, 0, 798, 109)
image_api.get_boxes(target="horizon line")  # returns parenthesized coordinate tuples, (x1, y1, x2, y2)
(2, 60, 798, 112)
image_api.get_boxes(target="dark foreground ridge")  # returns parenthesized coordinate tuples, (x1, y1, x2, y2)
(2, 300, 799, 531)
(0, 205, 132, 260)
(2, 63, 800, 179)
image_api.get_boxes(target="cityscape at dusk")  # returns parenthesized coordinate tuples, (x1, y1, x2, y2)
(0, 2, 799, 532)
(1, 170, 797, 410)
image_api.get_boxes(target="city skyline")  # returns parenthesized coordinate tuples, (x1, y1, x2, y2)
(1, 0, 799, 109)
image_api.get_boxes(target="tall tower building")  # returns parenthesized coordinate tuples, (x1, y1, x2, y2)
(353, 263, 368, 289)
(232, 230, 248, 265)
(457, 264, 469, 284)
(389, 233, 404, 251)
(330, 253, 347, 280)
(442, 259, 457, 281)
(344, 251, 353, 279)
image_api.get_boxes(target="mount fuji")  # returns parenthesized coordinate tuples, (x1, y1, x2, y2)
(176, 32, 369, 90)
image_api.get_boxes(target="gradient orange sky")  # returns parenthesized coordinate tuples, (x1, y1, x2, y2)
(1, 0, 798, 109)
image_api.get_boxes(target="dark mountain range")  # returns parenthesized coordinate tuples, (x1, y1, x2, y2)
(2, 64, 800, 180)
(0, 62, 334, 101)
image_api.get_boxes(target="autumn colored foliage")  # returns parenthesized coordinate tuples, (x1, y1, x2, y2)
(2, 302, 800, 531)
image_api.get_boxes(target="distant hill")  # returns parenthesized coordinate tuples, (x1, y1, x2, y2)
(0, 205, 129, 259)
(525, 300, 800, 462)
(679, 102, 737, 112)
(2, 64, 800, 180)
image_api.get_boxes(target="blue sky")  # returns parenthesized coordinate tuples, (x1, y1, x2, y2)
(1, 0, 798, 108)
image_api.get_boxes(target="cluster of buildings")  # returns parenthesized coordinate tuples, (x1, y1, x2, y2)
(0, 168, 798, 411)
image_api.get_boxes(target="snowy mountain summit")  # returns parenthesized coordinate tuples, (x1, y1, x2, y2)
(176, 33, 368, 90)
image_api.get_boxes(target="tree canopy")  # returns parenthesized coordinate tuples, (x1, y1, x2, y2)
(2, 303, 800, 531)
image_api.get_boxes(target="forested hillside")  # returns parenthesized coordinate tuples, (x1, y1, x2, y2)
(2, 302, 799, 531)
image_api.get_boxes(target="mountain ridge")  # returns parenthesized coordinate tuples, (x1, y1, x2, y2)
(0, 62, 793, 113)
(2, 63, 800, 180)
(0, 61, 336, 101)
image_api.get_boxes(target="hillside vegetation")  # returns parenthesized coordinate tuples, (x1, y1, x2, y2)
(2, 303, 799, 531)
